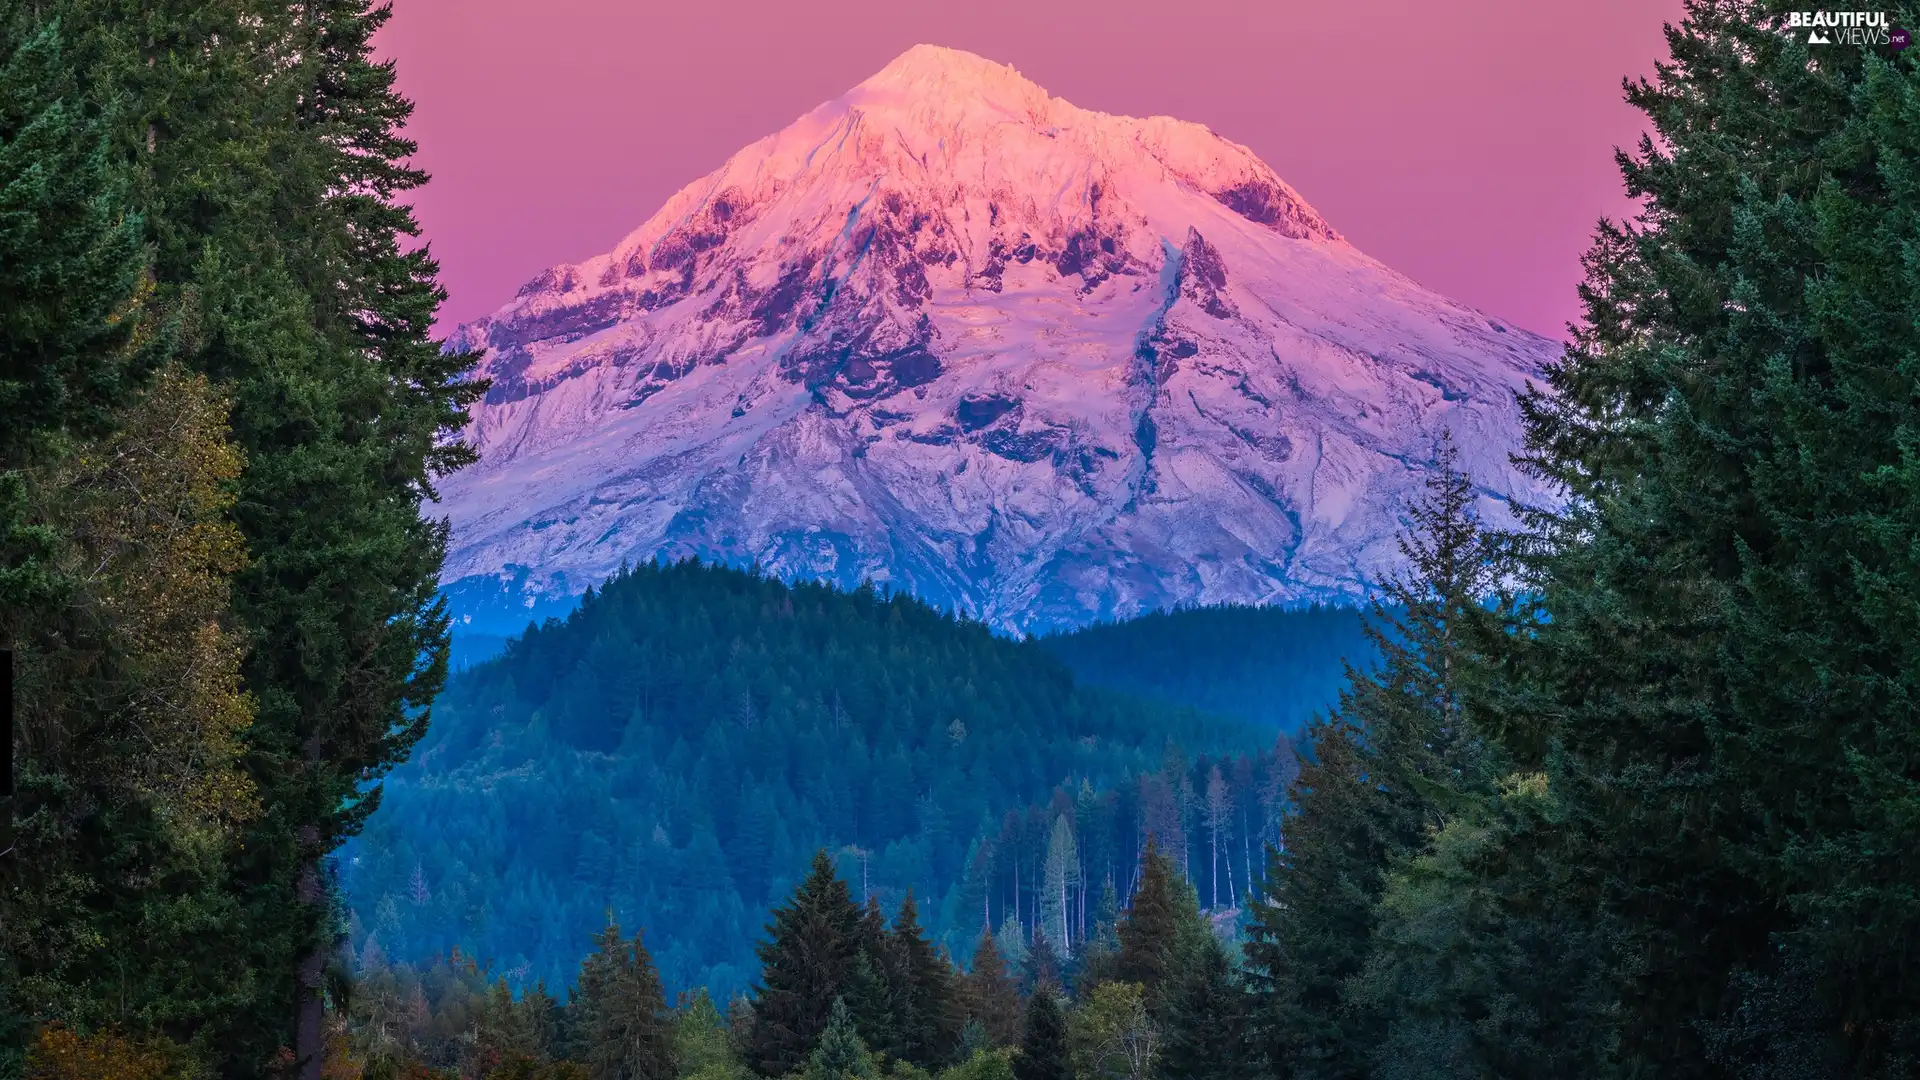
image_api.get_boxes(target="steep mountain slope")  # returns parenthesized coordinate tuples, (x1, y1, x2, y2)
(440, 45, 1558, 634)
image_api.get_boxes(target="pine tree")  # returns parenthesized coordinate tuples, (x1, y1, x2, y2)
(961, 931, 1022, 1048)
(889, 891, 963, 1068)
(1011, 987, 1069, 1080)
(1470, 3, 1920, 1074)
(1112, 841, 1180, 1000)
(746, 851, 863, 1077)
(804, 999, 878, 1080)
(574, 922, 675, 1080)
(1156, 935, 1245, 1080)
(1023, 931, 1064, 999)
(1241, 432, 1509, 1079)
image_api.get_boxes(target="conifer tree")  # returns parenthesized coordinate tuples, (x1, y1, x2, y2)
(1112, 842, 1181, 1000)
(575, 922, 675, 1080)
(961, 931, 1022, 1048)
(1470, 3, 1920, 1074)
(889, 892, 963, 1068)
(804, 999, 878, 1080)
(746, 852, 863, 1077)
(1241, 432, 1508, 1079)
(0, 3, 147, 463)
(23, 0, 482, 1072)
(1011, 987, 1070, 1080)
(1023, 931, 1065, 999)
(1156, 936, 1245, 1080)
(847, 898, 902, 1056)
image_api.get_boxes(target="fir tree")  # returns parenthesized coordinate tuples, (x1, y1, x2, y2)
(1474, 2, 1920, 1073)
(746, 851, 863, 1077)
(889, 892, 964, 1068)
(804, 999, 878, 1080)
(961, 931, 1022, 1048)
(1011, 987, 1070, 1080)
(1112, 842, 1181, 1001)
(1156, 936, 1245, 1080)
(575, 922, 675, 1080)
(1241, 432, 1509, 1079)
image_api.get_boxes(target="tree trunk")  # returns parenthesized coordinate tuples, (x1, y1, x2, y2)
(295, 823, 325, 1080)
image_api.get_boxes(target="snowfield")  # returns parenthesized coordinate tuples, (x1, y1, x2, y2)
(440, 44, 1559, 634)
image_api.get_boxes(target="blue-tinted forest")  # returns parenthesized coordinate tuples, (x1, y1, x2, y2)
(341, 560, 1299, 998)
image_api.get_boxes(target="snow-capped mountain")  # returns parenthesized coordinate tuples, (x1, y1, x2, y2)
(440, 44, 1558, 635)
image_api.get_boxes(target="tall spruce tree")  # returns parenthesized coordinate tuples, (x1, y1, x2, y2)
(889, 891, 964, 1069)
(962, 931, 1022, 1048)
(26, 1, 482, 1074)
(1112, 841, 1181, 1002)
(575, 922, 675, 1080)
(1011, 987, 1070, 1080)
(1477, 2, 1920, 1074)
(1156, 935, 1245, 1080)
(1241, 432, 1508, 1079)
(746, 851, 863, 1077)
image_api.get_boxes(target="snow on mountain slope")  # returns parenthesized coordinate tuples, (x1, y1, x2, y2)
(440, 45, 1559, 635)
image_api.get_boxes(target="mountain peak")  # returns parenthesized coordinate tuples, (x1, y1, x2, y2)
(849, 43, 1054, 124)
(441, 48, 1556, 635)
(867, 43, 1022, 84)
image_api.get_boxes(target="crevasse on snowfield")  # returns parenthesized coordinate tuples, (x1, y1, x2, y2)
(440, 44, 1558, 635)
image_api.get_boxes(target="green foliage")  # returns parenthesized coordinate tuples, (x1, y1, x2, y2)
(934, 1048, 1016, 1080)
(0, 0, 150, 460)
(745, 853, 864, 1077)
(673, 991, 748, 1080)
(1458, 2, 1920, 1074)
(575, 923, 675, 1080)
(1010, 988, 1069, 1080)
(0, 0, 481, 1072)
(1040, 604, 1371, 734)
(343, 560, 1270, 998)
(1155, 936, 1244, 1080)
(1066, 983, 1155, 1080)
(801, 1000, 877, 1080)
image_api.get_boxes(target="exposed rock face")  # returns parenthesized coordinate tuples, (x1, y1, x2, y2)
(440, 45, 1558, 635)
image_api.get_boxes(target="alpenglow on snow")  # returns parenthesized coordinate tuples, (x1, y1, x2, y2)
(439, 44, 1558, 635)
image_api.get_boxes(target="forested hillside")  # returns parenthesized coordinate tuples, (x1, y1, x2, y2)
(1040, 605, 1372, 732)
(341, 560, 1287, 998)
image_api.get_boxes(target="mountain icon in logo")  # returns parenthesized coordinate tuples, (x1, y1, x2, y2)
(1809, 28, 1832, 44)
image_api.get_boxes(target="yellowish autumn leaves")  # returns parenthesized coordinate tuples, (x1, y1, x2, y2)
(17, 364, 256, 852)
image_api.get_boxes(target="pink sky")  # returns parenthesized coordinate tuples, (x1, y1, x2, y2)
(377, 0, 1680, 340)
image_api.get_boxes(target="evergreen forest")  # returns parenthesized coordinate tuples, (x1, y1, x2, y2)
(341, 559, 1285, 999)
(1038, 604, 1372, 733)
(3, 2, 1918, 1080)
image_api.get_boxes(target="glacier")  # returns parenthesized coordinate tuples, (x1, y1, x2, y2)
(438, 44, 1560, 636)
